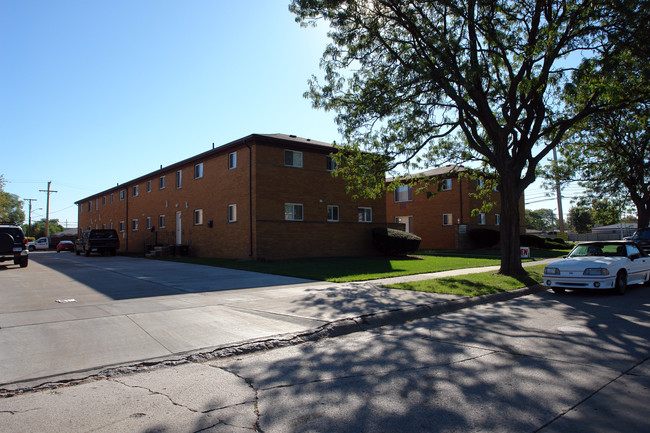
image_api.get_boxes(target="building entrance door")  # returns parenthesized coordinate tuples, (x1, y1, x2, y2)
(176, 211, 182, 244)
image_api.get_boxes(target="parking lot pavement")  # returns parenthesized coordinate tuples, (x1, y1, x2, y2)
(0, 252, 463, 388)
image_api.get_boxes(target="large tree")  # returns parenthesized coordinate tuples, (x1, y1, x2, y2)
(291, 0, 641, 275)
(0, 175, 25, 224)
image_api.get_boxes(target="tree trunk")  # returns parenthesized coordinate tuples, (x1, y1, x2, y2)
(499, 175, 525, 276)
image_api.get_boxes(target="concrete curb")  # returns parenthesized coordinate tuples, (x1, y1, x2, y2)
(0, 283, 549, 397)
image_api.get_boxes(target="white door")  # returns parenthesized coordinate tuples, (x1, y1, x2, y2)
(176, 211, 182, 245)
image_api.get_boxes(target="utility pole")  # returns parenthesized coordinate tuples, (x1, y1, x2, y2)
(552, 148, 565, 233)
(39, 181, 58, 238)
(24, 198, 37, 237)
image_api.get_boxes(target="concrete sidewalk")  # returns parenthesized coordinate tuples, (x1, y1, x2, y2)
(0, 254, 553, 394)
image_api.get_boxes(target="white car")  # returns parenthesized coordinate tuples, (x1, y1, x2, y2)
(543, 241, 650, 295)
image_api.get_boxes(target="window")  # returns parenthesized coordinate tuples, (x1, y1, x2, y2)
(228, 204, 237, 222)
(146, 217, 152, 230)
(102, 196, 106, 205)
(110, 193, 114, 204)
(395, 216, 414, 233)
(194, 209, 203, 225)
(132, 185, 139, 197)
(87, 201, 92, 212)
(478, 213, 487, 225)
(146, 180, 151, 193)
(477, 178, 484, 189)
(176, 170, 182, 189)
(80, 204, 83, 213)
(327, 205, 339, 222)
(284, 150, 303, 167)
(131, 219, 139, 231)
(229, 152, 237, 169)
(96, 199, 99, 210)
(441, 179, 452, 191)
(119, 190, 126, 201)
(495, 214, 501, 225)
(358, 207, 372, 223)
(194, 163, 203, 179)
(102, 223, 106, 229)
(159, 176, 166, 189)
(443, 214, 453, 225)
(326, 155, 337, 171)
(394, 185, 413, 202)
(285, 203, 303, 221)
(159, 215, 166, 228)
(110, 222, 114, 230)
(119, 221, 125, 232)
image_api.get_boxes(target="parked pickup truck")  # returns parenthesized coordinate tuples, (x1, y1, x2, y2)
(27, 237, 50, 251)
(75, 229, 120, 256)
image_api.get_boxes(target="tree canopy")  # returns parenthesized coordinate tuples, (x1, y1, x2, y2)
(291, 0, 640, 275)
(525, 209, 557, 232)
(0, 175, 25, 225)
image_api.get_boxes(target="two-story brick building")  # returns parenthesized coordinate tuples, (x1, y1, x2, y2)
(386, 166, 526, 250)
(76, 134, 387, 260)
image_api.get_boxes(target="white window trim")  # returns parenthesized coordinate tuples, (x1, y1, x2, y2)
(146, 180, 152, 193)
(478, 213, 487, 225)
(327, 205, 339, 222)
(394, 185, 413, 203)
(495, 214, 501, 226)
(441, 179, 452, 191)
(132, 185, 139, 197)
(159, 176, 166, 190)
(228, 204, 237, 222)
(284, 150, 303, 168)
(159, 215, 166, 229)
(119, 190, 126, 201)
(285, 203, 304, 221)
(443, 213, 453, 226)
(229, 152, 237, 169)
(358, 207, 372, 223)
(194, 163, 203, 179)
(194, 209, 203, 225)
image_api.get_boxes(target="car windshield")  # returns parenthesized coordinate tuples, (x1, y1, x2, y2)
(569, 243, 628, 258)
(90, 230, 117, 239)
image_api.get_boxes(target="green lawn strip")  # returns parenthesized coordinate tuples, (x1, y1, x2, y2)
(386, 264, 545, 296)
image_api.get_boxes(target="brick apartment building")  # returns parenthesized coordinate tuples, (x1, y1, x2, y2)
(76, 134, 387, 260)
(386, 166, 526, 250)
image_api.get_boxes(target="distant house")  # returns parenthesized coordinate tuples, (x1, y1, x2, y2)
(386, 166, 525, 249)
(75, 134, 387, 260)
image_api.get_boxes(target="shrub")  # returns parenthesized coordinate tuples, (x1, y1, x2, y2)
(520, 234, 547, 248)
(468, 228, 500, 248)
(372, 227, 422, 256)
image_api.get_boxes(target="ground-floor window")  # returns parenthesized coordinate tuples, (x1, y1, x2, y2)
(194, 209, 203, 225)
(285, 203, 303, 221)
(131, 219, 139, 231)
(358, 207, 372, 223)
(327, 205, 339, 222)
(228, 204, 237, 222)
(159, 215, 166, 228)
(443, 213, 453, 225)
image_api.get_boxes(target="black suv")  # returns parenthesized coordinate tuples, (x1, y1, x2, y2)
(627, 227, 650, 255)
(0, 222, 29, 268)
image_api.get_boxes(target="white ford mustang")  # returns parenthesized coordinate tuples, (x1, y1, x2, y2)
(543, 241, 650, 295)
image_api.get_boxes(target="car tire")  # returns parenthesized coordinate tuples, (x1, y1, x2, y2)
(19, 257, 28, 268)
(552, 287, 565, 294)
(614, 271, 627, 295)
(0, 233, 14, 253)
(28, 245, 35, 252)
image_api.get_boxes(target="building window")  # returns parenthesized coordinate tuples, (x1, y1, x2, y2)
(102, 223, 106, 229)
(102, 196, 106, 205)
(285, 203, 303, 221)
(229, 152, 237, 169)
(110, 222, 114, 230)
(395, 216, 414, 233)
(194, 209, 203, 225)
(159, 176, 166, 189)
(441, 179, 452, 191)
(132, 219, 139, 231)
(176, 170, 182, 189)
(132, 185, 139, 197)
(146, 217, 152, 230)
(87, 201, 92, 212)
(146, 180, 151, 193)
(326, 155, 337, 171)
(96, 199, 99, 210)
(495, 214, 501, 225)
(194, 163, 203, 179)
(119, 190, 126, 201)
(443, 214, 453, 225)
(477, 178, 484, 189)
(110, 193, 114, 204)
(394, 185, 413, 202)
(478, 213, 487, 225)
(228, 204, 237, 222)
(80, 204, 83, 213)
(119, 221, 125, 232)
(327, 205, 339, 222)
(284, 150, 303, 168)
(358, 207, 372, 223)
(159, 215, 166, 228)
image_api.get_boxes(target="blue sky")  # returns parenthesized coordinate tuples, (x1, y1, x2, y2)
(1, 1, 567, 229)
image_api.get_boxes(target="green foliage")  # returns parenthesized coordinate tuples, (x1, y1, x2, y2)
(0, 175, 25, 224)
(24, 218, 64, 239)
(468, 228, 500, 248)
(525, 209, 558, 231)
(568, 206, 594, 233)
(371, 227, 421, 256)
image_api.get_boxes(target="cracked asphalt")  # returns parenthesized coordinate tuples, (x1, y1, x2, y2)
(1, 253, 649, 432)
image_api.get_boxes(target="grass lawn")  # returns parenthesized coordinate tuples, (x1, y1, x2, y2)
(387, 264, 546, 296)
(154, 249, 565, 283)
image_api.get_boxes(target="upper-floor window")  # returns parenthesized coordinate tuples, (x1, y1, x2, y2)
(176, 170, 182, 189)
(132, 185, 139, 197)
(88, 201, 92, 212)
(95, 198, 99, 210)
(394, 185, 413, 202)
(159, 176, 166, 189)
(477, 178, 484, 189)
(478, 213, 487, 225)
(495, 214, 501, 225)
(229, 152, 237, 169)
(441, 179, 452, 191)
(194, 209, 203, 225)
(358, 207, 372, 223)
(228, 204, 237, 222)
(119, 190, 126, 201)
(110, 193, 114, 204)
(284, 150, 303, 168)
(326, 155, 337, 171)
(194, 163, 203, 179)
(146, 180, 152, 193)
(102, 196, 106, 205)
(327, 205, 339, 222)
(285, 203, 303, 221)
